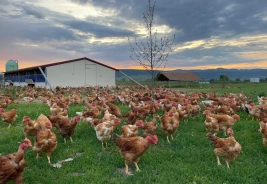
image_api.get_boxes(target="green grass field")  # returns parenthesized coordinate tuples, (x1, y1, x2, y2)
(1, 83, 267, 183)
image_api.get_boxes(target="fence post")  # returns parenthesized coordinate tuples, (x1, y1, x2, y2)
(38, 67, 54, 90)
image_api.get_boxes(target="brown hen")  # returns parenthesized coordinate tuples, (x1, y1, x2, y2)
(0, 108, 18, 128)
(208, 128, 242, 168)
(0, 139, 32, 184)
(112, 134, 158, 175)
(33, 129, 57, 164)
(160, 111, 179, 143)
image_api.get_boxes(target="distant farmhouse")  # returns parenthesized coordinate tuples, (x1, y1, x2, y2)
(4, 57, 118, 89)
(156, 71, 202, 81)
(156, 71, 202, 86)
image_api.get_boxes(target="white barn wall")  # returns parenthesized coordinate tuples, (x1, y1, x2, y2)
(96, 64, 115, 86)
(85, 61, 97, 86)
(46, 59, 116, 87)
(47, 60, 86, 87)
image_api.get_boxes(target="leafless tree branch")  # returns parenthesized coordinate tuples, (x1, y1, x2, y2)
(128, 0, 175, 99)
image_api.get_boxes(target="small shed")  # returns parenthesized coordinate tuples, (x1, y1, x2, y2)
(156, 71, 202, 87)
(4, 57, 118, 88)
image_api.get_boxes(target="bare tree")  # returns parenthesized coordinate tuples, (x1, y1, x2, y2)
(128, 0, 175, 100)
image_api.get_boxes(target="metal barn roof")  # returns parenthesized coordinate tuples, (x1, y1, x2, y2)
(156, 71, 202, 81)
(4, 57, 118, 74)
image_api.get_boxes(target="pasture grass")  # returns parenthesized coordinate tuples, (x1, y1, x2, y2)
(0, 83, 267, 183)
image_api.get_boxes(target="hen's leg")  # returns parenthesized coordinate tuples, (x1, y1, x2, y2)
(36, 153, 39, 159)
(7, 124, 11, 128)
(167, 136, 170, 143)
(171, 135, 174, 140)
(134, 162, 141, 172)
(64, 138, 66, 143)
(101, 142, 105, 149)
(216, 156, 221, 165)
(125, 163, 133, 176)
(24, 133, 28, 139)
(47, 156, 51, 164)
(70, 137, 74, 143)
(225, 161, 230, 168)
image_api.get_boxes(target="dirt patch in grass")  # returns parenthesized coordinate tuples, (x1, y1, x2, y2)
(72, 172, 86, 176)
(113, 167, 132, 177)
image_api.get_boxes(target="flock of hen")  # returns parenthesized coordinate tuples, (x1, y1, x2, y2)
(0, 85, 267, 183)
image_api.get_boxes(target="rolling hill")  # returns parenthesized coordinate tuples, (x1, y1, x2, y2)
(116, 68, 267, 81)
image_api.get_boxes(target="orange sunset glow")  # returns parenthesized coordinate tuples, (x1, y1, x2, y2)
(1, 59, 266, 73)
(0, 60, 45, 72)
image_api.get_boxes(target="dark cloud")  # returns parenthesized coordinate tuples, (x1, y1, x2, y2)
(21, 5, 45, 19)
(0, 0, 267, 70)
(61, 20, 136, 38)
(3, 1, 135, 39)
(0, 0, 9, 5)
(151, 0, 267, 43)
(24, 24, 81, 42)
(69, 0, 267, 42)
(0, 17, 81, 42)
(53, 41, 131, 62)
(0, 7, 8, 15)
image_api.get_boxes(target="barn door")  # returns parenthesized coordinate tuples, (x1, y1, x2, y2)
(85, 62, 97, 86)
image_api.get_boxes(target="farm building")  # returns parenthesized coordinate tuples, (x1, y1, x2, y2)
(156, 71, 202, 82)
(250, 78, 260, 83)
(4, 57, 118, 88)
(0, 73, 4, 86)
(156, 71, 202, 87)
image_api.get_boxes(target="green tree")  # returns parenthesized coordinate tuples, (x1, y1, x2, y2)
(209, 79, 216, 83)
(219, 75, 229, 81)
(219, 75, 229, 88)
(235, 78, 241, 82)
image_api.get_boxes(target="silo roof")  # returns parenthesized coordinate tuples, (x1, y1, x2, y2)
(6, 60, 18, 64)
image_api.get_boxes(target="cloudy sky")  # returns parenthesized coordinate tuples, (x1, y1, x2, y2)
(0, 0, 267, 72)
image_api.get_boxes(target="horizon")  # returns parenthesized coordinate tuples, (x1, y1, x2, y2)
(1, 0, 267, 71)
(1, 59, 267, 73)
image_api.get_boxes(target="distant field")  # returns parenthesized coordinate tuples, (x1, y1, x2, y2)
(0, 83, 267, 183)
(117, 81, 267, 101)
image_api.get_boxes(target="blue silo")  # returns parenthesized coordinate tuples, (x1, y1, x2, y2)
(6, 60, 18, 72)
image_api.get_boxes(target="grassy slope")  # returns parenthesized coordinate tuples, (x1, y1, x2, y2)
(0, 83, 267, 183)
